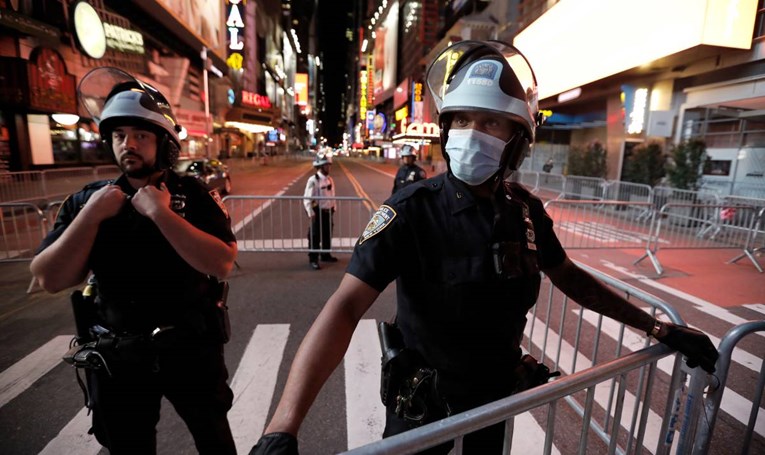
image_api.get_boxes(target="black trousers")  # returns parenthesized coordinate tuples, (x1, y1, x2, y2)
(86, 344, 235, 455)
(308, 207, 333, 261)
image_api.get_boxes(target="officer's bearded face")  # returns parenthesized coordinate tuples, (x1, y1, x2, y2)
(111, 126, 158, 178)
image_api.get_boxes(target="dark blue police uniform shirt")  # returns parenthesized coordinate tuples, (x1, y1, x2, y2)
(38, 171, 235, 331)
(348, 172, 566, 390)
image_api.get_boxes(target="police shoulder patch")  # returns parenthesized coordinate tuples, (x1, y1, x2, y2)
(209, 189, 229, 218)
(359, 205, 397, 245)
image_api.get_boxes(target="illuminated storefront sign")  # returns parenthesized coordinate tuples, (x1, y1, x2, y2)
(295, 73, 308, 107)
(241, 90, 272, 108)
(360, 70, 368, 122)
(405, 122, 439, 137)
(103, 23, 144, 54)
(395, 106, 408, 121)
(226, 0, 245, 70)
(366, 54, 374, 109)
(623, 85, 649, 134)
(412, 81, 423, 123)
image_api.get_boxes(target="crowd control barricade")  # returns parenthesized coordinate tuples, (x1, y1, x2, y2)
(691, 321, 765, 455)
(536, 173, 566, 200)
(635, 204, 762, 274)
(0, 165, 120, 204)
(514, 170, 540, 193)
(562, 176, 607, 200)
(726, 207, 765, 272)
(543, 200, 654, 250)
(223, 195, 374, 254)
(0, 202, 46, 263)
(345, 263, 718, 455)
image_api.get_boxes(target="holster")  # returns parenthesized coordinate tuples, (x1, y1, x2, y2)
(204, 280, 231, 344)
(377, 322, 450, 426)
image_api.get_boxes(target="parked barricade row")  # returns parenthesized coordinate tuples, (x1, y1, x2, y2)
(544, 200, 655, 250)
(635, 204, 762, 274)
(561, 176, 608, 200)
(346, 263, 735, 454)
(223, 195, 374, 254)
(0, 165, 120, 204)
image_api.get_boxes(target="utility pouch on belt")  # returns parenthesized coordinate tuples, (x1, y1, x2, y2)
(207, 280, 231, 344)
(511, 354, 561, 394)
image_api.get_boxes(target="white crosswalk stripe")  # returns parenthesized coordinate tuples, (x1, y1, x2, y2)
(0, 315, 759, 453)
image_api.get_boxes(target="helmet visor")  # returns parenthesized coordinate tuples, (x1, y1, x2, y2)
(425, 40, 538, 116)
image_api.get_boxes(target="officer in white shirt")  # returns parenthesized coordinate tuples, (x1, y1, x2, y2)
(303, 153, 337, 270)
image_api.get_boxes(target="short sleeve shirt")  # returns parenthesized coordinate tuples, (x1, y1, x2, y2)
(37, 171, 235, 330)
(347, 173, 566, 388)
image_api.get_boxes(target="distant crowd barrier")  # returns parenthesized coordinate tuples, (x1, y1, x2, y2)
(223, 195, 374, 254)
(0, 166, 120, 204)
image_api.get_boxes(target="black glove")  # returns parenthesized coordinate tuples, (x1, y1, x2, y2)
(249, 432, 298, 455)
(655, 322, 719, 373)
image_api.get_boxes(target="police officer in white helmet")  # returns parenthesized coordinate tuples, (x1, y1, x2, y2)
(31, 67, 238, 454)
(249, 41, 718, 454)
(303, 152, 338, 269)
(392, 144, 427, 194)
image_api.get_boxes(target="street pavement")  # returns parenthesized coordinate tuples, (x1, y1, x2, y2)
(0, 157, 762, 454)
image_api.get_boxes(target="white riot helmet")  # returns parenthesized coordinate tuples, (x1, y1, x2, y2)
(400, 144, 416, 159)
(78, 67, 182, 169)
(426, 40, 543, 175)
(313, 153, 331, 167)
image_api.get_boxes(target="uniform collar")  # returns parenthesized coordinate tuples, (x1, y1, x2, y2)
(114, 170, 177, 195)
(444, 172, 479, 215)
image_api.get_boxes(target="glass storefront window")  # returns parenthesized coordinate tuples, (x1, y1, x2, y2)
(51, 122, 80, 163)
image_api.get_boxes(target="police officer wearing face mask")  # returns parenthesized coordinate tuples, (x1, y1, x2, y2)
(249, 41, 719, 455)
(30, 67, 238, 454)
(392, 144, 427, 194)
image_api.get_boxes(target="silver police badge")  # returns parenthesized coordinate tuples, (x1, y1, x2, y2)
(359, 205, 397, 245)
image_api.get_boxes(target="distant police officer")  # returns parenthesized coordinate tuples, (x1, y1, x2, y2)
(392, 144, 427, 194)
(30, 67, 238, 454)
(304, 153, 337, 270)
(250, 41, 718, 454)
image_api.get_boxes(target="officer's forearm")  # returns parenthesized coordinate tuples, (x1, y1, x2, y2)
(150, 208, 237, 278)
(265, 274, 379, 436)
(545, 258, 655, 333)
(30, 208, 100, 293)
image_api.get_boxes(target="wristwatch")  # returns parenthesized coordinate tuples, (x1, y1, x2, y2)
(649, 320, 664, 338)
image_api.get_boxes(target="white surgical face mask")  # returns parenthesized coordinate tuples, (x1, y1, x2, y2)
(445, 128, 508, 186)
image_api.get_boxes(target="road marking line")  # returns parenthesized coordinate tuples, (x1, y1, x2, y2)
(352, 160, 396, 178)
(599, 261, 765, 338)
(345, 319, 385, 449)
(338, 161, 378, 211)
(577, 310, 765, 438)
(744, 304, 765, 316)
(0, 335, 71, 408)
(38, 406, 101, 455)
(229, 324, 291, 455)
(525, 316, 663, 453)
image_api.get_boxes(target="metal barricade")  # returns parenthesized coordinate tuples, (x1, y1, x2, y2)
(344, 263, 708, 455)
(692, 321, 765, 455)
(727, 207, 765, 273)
(562, 176, 607, 200)
(224, 195, 374, 253)
(515, 170, 540, 193)
(0, 171, 45, 203)
(635, 204, 762, 274)
(0, 166, 120, 204)
(544, 200, 654, 250)
(0, 202, 47, 262)
(536, 173, 566, 200)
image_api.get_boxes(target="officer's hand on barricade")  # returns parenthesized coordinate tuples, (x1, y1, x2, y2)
(248, 432, 298, 455)
(654, 322, 719, 373)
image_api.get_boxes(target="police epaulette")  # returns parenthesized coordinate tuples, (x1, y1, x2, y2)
(81, 179, 114, 191)
(389, 178, 440, 204)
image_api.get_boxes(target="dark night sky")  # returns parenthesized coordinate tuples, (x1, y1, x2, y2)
(316, 1, 352, 146)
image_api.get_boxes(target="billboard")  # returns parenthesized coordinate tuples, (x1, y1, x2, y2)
(156, 0, 223, 52)
(295, 73, 308, 107)
(373, 1, 399, 100)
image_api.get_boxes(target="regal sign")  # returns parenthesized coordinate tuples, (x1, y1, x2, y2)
(241, 90, 271, 109)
